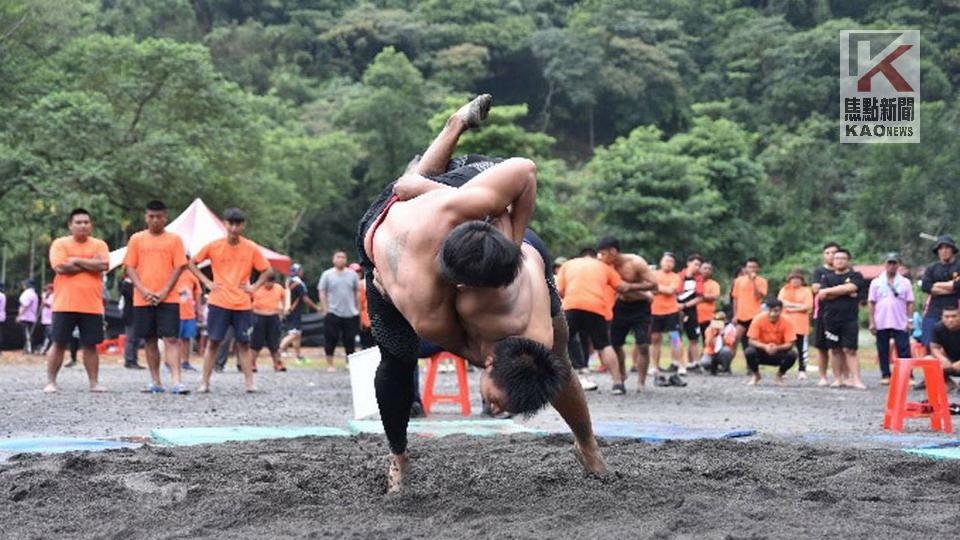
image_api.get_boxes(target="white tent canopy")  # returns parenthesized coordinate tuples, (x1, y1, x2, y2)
(108, 198, 291, 273)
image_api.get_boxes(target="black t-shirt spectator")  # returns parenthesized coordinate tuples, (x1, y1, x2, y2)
(819, 270, 866, 321)
(289, 279, 306, 314)
(920, 259, 960, 319)
(811, 265, 831, 320)
(932, 321, 960, 361)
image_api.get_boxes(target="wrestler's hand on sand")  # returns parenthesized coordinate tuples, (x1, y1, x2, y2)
(574, 438, 607, 475)
(387, 453, 410, 494)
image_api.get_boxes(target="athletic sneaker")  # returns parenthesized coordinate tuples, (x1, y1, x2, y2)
(169, 384, 190, 395)
(611, 383, 626, 395)
(654, 375, 669, 387)
(668, 374, 687, 387)
(578, 376, 598, 391)
(181, 362, 198, 372)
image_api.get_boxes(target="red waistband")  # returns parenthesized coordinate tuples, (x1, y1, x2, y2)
(368, 194, 400, 265)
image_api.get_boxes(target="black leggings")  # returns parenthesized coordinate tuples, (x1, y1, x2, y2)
(365, 273, 421, 455)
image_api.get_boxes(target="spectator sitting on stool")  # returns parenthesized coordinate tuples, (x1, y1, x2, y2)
(930, 305, 960, 391)
(745, 299, 797, 386)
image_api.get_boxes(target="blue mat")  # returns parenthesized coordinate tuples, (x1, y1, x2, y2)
(591, 421, 756, 442)
(0, 437, 140, 455)
(904, 440, 960, 460)
(348, 419, 541, 437)
(151, 426, 350, 446)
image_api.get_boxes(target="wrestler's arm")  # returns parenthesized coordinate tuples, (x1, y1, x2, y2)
(440, 158, 537, 246)
(393, 173, 451, 201)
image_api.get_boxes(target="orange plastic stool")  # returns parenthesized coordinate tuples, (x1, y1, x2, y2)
(96, 334, 127, 354)
(883, 347, 952, 433)
(421, 351, 471, 416)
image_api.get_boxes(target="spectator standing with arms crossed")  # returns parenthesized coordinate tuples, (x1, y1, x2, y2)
(44, 208, 110, 393)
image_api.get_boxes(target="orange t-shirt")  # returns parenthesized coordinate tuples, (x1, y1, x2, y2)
(175, 271, 201, 320)
(193, 238, 270, 310)
(358, 279, 371, 328)
(696, 278, 721, 323)
(123, 230, 188, 306)
(252, 284, 285, 314)
(50, 236, 110, 314)
(651, 270, 681, 316)
(704, 324, 737, 355)
(747, 312, 795, 345)
(556, 257, 623, 320)
(777, 284, 813, 335)
(731, 275, 768, 322)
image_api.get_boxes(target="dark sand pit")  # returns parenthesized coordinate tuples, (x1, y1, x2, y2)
(2, 433, 960, 539)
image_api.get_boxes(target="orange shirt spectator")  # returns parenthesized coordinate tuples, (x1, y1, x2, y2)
(651, 270, 681, 316)
(704, 322, 737, 355)
(747, 311, 795, 345)
(252, 283, 285, 315)
(778, 282, 813, 336)
(697, 278, 721, 324)
(50, 236, 110, 315)
(123, 230, 187, 306)
(731, 274, 768, 322)
(193, 238, 270, 311)
(557, 257, 623, 320)
(176, 271, 201, 320)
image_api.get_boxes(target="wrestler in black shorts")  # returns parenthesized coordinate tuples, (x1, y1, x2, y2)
(610, 299, 651, 348)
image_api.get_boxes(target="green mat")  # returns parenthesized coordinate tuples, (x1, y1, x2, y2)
(150, 426, 350, 446)
(348, 419, 542, 437)
(904, 443, 960, 460)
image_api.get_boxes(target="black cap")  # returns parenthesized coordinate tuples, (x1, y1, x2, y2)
(223, 208, 246, 223)
(933, 235, 958, 255)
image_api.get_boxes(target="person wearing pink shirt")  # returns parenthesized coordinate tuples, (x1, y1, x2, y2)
(40, 284, 54, 354)
(17, 279, 39, 354)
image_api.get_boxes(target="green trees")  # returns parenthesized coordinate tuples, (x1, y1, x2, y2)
(0, 0, 956, 287)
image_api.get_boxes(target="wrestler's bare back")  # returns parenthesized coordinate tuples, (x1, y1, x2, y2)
(363, 190, 467, 354)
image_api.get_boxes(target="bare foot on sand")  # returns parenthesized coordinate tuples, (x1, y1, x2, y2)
(797, 371, 807, 381)
(387, 453, 410, 494)
(89, 385, 109, 393)
(817, 377, 829, 387)
(847, 381, 867, 390)
(454, 94, 492, 130)
(196, 383, 210, 394)
(829, 380, 844, 388)
(245, 386, 258, 394)
(774, 374, 786, 387)
(746, 374, 760, 386)
(43, 383, 58, 394)
(574, 439, 607, 475)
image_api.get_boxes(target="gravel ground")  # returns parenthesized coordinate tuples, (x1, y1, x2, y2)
(1, 350, 958, 538)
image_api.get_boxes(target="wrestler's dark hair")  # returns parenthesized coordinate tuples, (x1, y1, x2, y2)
(579, 247, 597, 258)
(597, 236, 620, 252)
(440, 220, 521, 287)
(766, 298, 783, 310)
(489, 337, 570, 417)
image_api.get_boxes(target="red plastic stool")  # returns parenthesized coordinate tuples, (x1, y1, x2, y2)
(96, 334, 127, 354)
(421, 351, 471, 416)
(883, 350, 952, 433)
